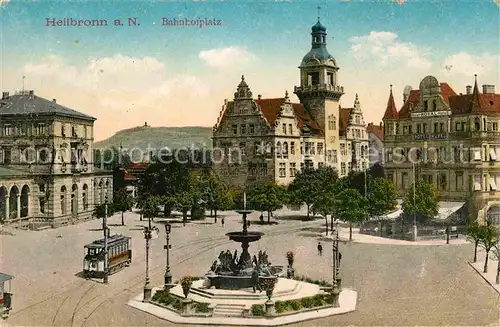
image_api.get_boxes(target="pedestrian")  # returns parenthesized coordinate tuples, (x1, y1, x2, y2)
(252, 266, 261, 293)
(221, 218, 225, 227)
(338, 252, 342, 266)
(317, 242, 323, 256)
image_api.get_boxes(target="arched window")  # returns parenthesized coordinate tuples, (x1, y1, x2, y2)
(83, 184, 88, 210)
(283, 142, 288, 158)
(71, 184, 78, 214)
(21, 185, 29, 218)
(61, 186, 67, 216)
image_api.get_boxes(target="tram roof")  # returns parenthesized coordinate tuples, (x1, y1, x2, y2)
(84, 234, 131, 249)
(0, 272, 14, 282)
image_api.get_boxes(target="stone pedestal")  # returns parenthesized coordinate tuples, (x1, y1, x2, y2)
(143, 286, 152, 303)
(265, 299, 275, 316)
(181, 298, 193, 316)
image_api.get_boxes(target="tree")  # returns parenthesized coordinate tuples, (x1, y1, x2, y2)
(467, 221, 483, 263)
(113, 189, 134, 226)
(345, 163, 386, 197)
(92, 203, 117, 229)
(368, 177, 398, 219)
(479, 223, 499, 273)
(314, 191, 337, 236)
(402, 180, 439, 222)
(94, 146, 132, 171)
(492, 241, 500, 284)
(288, 166, 338, 218)
(335, 188, 368, 241)
(140, 195, 160, 219)
(200, 170, 233, 220)
(248, 181, 286, 224)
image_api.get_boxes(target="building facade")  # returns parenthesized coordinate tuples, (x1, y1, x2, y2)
(383, 76, 500, 223)
(0, 90, 113, 229)
(212, 20, 368, 187)
(367, 122, 384, 166)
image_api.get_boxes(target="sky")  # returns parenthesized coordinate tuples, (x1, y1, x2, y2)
(1, 0, 499, 141)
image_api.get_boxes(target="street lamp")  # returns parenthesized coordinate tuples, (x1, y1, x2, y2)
(335, 222, 342, 290)
(143, 216, 153, 302)
(331, 221, 340, 307)
(164, 223, 172, 292)
(103, 197, 109, 284)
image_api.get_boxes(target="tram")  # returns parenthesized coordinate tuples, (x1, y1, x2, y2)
(83, 235, 132, 278)
(0, 272, 13, 319)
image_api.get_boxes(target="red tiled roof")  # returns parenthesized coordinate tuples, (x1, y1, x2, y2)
(449, 93, 500, 115)
(217, 97, 322, 134)
(398, 89, 420, 119)
(383, 88, 398, 119)
(439, 83, 457, 104)
(339, 107, 352, 136)
(367, 123, 384, 141)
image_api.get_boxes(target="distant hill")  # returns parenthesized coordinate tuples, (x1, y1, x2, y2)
(94, 126, 213, 157)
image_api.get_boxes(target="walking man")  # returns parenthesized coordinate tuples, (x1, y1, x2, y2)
(252, 266, 261, 293)
(221, 218, 225, 227)
(317, 242, 323, 256)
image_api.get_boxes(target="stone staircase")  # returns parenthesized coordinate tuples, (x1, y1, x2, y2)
(212, 304, 246, 317)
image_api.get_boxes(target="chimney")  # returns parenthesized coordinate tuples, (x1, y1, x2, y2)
(466, 85, 472, 95)
(258, 94, 262, 100)
(2, 91, 9, 99)
(52, 98, 57, 103)
(482, 84, 495, 94)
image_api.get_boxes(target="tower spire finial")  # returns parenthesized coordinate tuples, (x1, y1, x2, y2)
(390, 84, 393, 92)
(317, 5, 321, 21)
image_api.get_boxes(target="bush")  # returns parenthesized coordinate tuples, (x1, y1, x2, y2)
(172, 299, 182, 310)
(194, 302, 210, 313)
(251, 304, 266, 316)
(152, 290, 176, 306)
(275, 301, 287, 314)
(289, 299, 302, 311)
(312, 294, 325, 307)
(300, 297, 314, 308)
(324, 294, 334, 304)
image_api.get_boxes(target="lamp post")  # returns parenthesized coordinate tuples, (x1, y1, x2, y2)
(331, 221, 340, 307)
(164, 223, 172, 292)
(412, 162, 417, 241)
(335, 221, 342, 290)
(143, 216, 153, 302)
(103, 198, 109, 284)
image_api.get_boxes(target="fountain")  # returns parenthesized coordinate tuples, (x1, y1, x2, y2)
(206, 193, 284, 289)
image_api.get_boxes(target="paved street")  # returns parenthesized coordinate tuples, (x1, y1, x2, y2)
(1, 210, 499, 326)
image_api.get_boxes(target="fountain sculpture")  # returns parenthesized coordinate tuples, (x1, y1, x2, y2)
(206, 193, 284, 289)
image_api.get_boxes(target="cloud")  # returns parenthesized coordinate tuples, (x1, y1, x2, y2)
(442, 52, 500, 77)
(349, 31, 431, 69)
(199, 46, 255, 68)
(19, 54, 218, 140)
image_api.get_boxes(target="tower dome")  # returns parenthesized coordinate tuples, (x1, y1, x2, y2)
(300, 20, 337, 67)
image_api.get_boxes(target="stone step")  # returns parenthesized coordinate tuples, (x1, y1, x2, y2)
(213, 305, 246, 317)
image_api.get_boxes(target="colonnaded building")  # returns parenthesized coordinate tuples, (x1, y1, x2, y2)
(383, 75, 500, 224)
(212, 20, 369, 187)
(0, 90, 113, 229)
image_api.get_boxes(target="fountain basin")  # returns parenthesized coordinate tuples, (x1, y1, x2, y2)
(206, 267, 284, 290)
(225, 231, 264, 243)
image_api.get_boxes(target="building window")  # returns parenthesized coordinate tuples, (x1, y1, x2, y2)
(328, 115, 336, 130)
(347, 162, 352, 173)
(340, 144, 346, 156)
(355, 116, 360, 124)
(402, 172, 409, 189)
(254, 142, 261, 155)
(310, 143, 315, 155)
(474, 118, 481, 131)
(232, 125, 237, 135)
(408, 125, 412, 134)
(71, 125, 78, 137)
(290, 142, 295, 155)
(239, 142, 246, 155)
(333, 150, 338, 163)
(283, 142, 288, 158)
(300, 142, 303, 155)
(249, 124, 255, 134)
(417, 124, 421, 134)
(19, 124, 27, 136)
(241, 124, 246, 134)
(455, 122, 460, 131)
(276, 142, 282, 158)
(61, 124, 66, 137)
(279, 163, 286, 178)
(434, 122, 438, 133)
(300, 162, 305, 171)
(455, 172, 463, 191)
(439, 174, 447, 190)
(3, 124, 12, 136)
(288, 124, 293, 134)
(307, 72, 319, 86)
(317, 143, 324, 155)
(424, 100, 428, 111)
(318, 162, 324, 168)
(282, 124, 286, 135)
(341, 163, 346, 175)
(290, 163, 297, 177)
